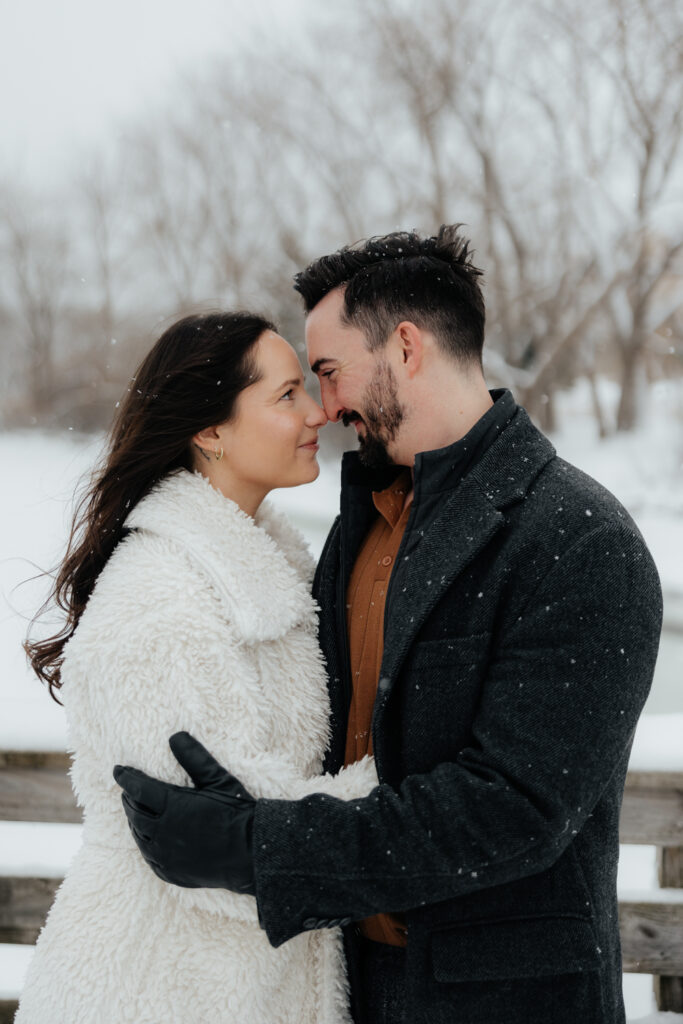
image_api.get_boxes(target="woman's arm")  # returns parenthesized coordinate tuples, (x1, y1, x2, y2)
(64, 554, 376, 915)
(224, 750, 378, 803)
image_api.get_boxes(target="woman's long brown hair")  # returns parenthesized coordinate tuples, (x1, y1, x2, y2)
(25, 311, 275, 702)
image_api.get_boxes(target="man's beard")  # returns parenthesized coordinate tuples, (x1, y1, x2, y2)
(345, 360, 405, 471)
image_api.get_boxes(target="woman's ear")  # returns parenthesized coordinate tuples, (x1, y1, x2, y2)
(192, 425, 221, 457)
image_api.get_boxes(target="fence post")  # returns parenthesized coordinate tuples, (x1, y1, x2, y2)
(654, 846, 683, 1012)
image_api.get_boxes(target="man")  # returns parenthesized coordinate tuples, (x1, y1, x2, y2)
(116, 226, 662, 1023)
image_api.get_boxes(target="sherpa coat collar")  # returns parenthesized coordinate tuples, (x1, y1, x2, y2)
(126, 469, 318, 643)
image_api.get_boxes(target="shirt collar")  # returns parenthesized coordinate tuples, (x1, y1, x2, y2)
(372, 468, 412, 529)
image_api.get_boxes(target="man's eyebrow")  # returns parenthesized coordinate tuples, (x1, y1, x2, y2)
(310, 358, 336, 374)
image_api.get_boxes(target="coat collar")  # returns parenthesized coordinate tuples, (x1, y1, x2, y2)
(126, 469, 317, 643)
(372, 405, 557, 714)
(411, 388, 517, 496)
(468, 404, 556, 510)
(340, 394, 555, 514)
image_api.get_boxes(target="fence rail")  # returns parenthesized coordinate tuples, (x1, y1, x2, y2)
(1, 753, 683, 1017)
(0, 751, 77, 824)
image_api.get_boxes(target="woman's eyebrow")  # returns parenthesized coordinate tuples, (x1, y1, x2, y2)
(273, 376, 303, 393)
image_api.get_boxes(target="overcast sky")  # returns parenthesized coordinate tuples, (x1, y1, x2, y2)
(0, 0, 307, 186)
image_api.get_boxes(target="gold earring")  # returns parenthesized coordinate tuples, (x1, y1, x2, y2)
(214, 446, 224, 461)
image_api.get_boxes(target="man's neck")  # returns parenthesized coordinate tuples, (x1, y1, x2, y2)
(396, 388, 514, 505)
(398, 389, 494, 471)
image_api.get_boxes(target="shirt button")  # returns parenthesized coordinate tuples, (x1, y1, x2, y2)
(381, 555, 393, 567)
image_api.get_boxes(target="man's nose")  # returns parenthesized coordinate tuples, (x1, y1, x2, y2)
(321, 393, 345, 423)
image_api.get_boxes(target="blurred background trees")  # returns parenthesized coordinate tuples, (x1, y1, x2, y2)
(0, 0, 680, 436)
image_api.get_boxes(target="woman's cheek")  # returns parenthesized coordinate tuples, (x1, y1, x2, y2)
(274, 411, 302, 446)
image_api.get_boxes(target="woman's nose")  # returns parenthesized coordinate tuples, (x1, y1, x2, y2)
(306, 397, 328, 427)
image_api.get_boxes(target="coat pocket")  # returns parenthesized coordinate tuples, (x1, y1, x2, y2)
(410, 632, 491, 667)
(398, 634, 492, 765)
(431, 916, 601, 983)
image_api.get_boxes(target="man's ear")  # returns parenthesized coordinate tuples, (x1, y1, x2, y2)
(395, 321, 424, 379)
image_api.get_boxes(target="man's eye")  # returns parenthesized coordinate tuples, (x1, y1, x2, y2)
(321, 370, 336, 379)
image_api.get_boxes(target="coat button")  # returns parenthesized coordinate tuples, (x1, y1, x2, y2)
(381, 555, 393, 567)
(303, 918, 318, 930)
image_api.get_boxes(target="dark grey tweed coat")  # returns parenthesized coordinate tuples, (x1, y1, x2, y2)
(253, 398, 663, 1024)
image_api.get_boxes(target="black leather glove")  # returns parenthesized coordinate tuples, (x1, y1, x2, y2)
(113, 731, 256, 894)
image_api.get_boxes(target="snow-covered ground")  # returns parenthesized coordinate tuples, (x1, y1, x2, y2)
(550, 378, 683, 603)
(2, 377, 681, 741)
(1, 376, 682, 1018)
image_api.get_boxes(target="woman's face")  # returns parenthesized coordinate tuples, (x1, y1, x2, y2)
(197, 331, 327, 513)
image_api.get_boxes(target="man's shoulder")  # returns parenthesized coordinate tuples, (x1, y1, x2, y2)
(481, 406, 638, 536)
(501, 452, 661, 607)
(532, 454, 638, 535)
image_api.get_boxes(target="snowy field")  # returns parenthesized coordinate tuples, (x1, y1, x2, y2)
(2, 377, 681, 744)
(1, 377, 682, 1018)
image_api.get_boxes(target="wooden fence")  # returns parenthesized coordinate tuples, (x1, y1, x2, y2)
(619, 768, 683, 1013)
(1, 753, 683, 1021)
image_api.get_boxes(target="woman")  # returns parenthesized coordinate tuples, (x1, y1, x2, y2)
(18, 312, 377, 1024)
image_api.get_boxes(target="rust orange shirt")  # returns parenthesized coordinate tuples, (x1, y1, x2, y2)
(345, 468, 412, 947)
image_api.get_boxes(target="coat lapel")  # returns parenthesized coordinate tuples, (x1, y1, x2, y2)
(377, 480, 505, 693)
(375, 408, 556, 706)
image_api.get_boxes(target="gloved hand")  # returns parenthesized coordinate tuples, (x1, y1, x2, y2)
(113, 731, 256, 894)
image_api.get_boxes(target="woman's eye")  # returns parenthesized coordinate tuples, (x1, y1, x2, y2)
(280, 388, 294, 401)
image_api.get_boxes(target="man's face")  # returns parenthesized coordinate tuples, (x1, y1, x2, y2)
(305, 288, 405, 468)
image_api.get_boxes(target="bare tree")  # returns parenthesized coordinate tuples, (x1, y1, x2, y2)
(3, 0, 680, 435)
(2, 191, 69, 421)
(607, 0, 683, 428)
(78, 157, 122, 351)
(351, 0, 683, 430)
(125, 108, 214, 311)
(547, 0, 683, 429)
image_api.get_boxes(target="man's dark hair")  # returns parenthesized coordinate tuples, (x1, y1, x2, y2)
(294, 225, 485, 366)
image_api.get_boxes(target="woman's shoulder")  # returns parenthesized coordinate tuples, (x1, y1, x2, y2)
(70, 471, 319, 654)
(72, 528, 212, 644)
(60, 529, 241, 712)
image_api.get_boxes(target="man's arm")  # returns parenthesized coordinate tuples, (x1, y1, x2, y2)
(115, 521, 661, 945)
(252, 521, 662, 945)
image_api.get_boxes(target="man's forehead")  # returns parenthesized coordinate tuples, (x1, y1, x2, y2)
(306, 337, 361, 372)
(305, 289, 368, 368)
(308, 285, 346, 319)
(306, 324, 345, 359)
(304, 286, 348, 334)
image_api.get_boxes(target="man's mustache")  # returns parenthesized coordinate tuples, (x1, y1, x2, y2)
(342, 411, 362, 428)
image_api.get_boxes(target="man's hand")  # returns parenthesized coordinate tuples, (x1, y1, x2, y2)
(113, 731, 256, 894)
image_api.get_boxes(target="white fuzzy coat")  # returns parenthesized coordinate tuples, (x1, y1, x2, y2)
(16, 469, 377, 1024)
